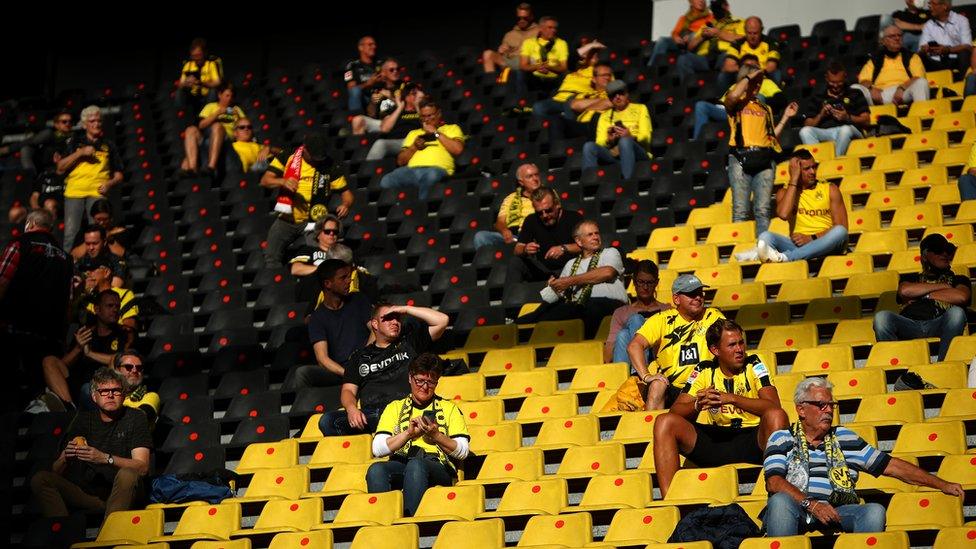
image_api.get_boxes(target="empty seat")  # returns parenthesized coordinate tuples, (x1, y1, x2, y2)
(457, 448, 544, 485)
(517, 512, 593, 547)
(885, 492, 963, 530)
(394, 484, 484, 524)
(852, 392, 924, 425)
(148, 502, 242, 544)
(71, 509, 163, 548)
(432, 518, 505, 549)
(349, 524, 418, 549)
(230, 498, 324, 538)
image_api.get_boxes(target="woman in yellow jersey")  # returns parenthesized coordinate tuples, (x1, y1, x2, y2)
(180, 82, 246, 177)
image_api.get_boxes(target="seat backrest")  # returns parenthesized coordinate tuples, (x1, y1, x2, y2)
(578, 470, 652, 508)
(93, 509, 164, 544)
(253, 498, 323, 531)
(171, 502, 241, 539)
(333, 491, 403, 526)
(469, 422, 523, 454)
(432, 518, 505, 549)
(534, 415, 600, 448)
(267, 531, 334, 549)
(350, 524, 419, 549)
(665, 466, 738, 504)
(309, 435, 373, 466)
(886, 492, 963, 528)
(410, 484, 484, 521)
(480, 346, 536, 373)
(475, 448, 545, 482)
(603, 506, 681, 544)
(853, 392, 924, 424)
(556, 443, 626, 477)
(517, 512, 593, 547)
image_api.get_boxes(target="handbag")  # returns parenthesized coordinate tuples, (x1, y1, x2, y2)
(734, 147, 775, 175)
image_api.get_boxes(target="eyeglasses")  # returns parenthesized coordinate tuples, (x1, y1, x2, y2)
(320, 229, 339, 235)
(884, 33, 903, 39)
(537, 206, 558, 215)
(235, 125, 252, 130)
(412, 377, 438, 388)
(56, 118, 72, 125)
(801, 400, 839, 411)
(634, 279, 658, 287)
(120, 363, 143, 372)
(96, 387, 124, 397)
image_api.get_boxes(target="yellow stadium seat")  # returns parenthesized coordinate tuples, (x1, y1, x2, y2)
(314, 491, 402, 530)
(440, 351, 468, 366)
(547, 341, 603, 369)
(601, 506, 681, 546)
(926, 184, 961, 206)
(843, 271, 900, 300)
(480, 346, 535, 374)
(871, 150, 918, 173)
(818, 157, 861, 180)
(227, 467, 309, 503)
(655, 269, 679, 299)
(933, 455, 976, 488)
(875, 291, 901, 313)
(910, 362, 967, 390)
(469, 422, 522, 454)
(834, 531, 909, 549)
(898, 115, 923, 134)
(908, 98, 952, 119)
(890, 203, 944, 230)
(480, 478, 568, 518)
(772, 373, 805, 402)
(934, 527, 976, 549)
(802, 296, 862, 324)
(735, 302, 791, 329)
(818, 254, 873, 281)
(694, 263, 744, 288)
(297, 415, 327, 441)
(302, 462, 370, 498)
(775, 278, 832, 304)
(755, 260, 808, 285)
(852, 392, 924, 425)
(72, 509, 164, 548)
(845, 137, 892, 158)
(516, 393, 578, 423)
(667, 244, 720, 271)
(433, 519, 504, 549)
(886, 492, 963, 531)
(933, 146, 971, 167)
(840, 171, 887, 196)
(533, 414, 600, 449)
(232, 498, 323, 538)
(829, 369, 887, 400)
(394, 484, 484, 524)
(886, 250, 924, 274)
(865, 339, 931, 368)
(564, 363, 630, 394)
(937, 388, 976, 419)
(791, 345, 855, 374)
(932, 111, 976, 132)
(647, 226, 697, 251)
(572, 471, 653, 511)
(847, 208, 883, 234)
(740, 537, 811, 549)
(189, 541, 250, 549)
(955, 202, 976, 225)
(687, 203, 733, 228)
(628, 248, 657, 262)
(847, 424, 879, 447)
(611, 410, 669, 443)
(463, 323, 518, 352)
(712, 283, 767, 310)
(853, 229, 907, 255)
(901, 130, 950, 153)
(797, 141, 836, 161)
(308, 435, 372, 469)
(869, 104, 897, 124)
(926, 70, 954, 88)
(924, 225, 974, 247)
(899, 166, 949, 188)
(554, 442, 626, 478)
(236, 439, 299, 473)
(267, 531, 333, 549)
(953, 243, 976, 275)
(892, 420, 967, 457)
(436, 372, 485, 402)
(529, 320, 584, 347)
(758, 323, 819, 352)
(857, 456, 918, 494)
(648, 543, 714, 549)
(458, 448, 544, 485)
(457, 399, 505, 425)
(945, 335, 976, 362)
(517, 512, 593, 547)
(768, 217, 791, 237)
(705, 221, 756, 246)
(350, 524, 417, 549)
(775, 160, 791, 184)
(865, 188, 914, 211)
(148, 503, 241, 544)
(495, 369, 558, 398)
(650, 466, 738, 506)
(831, 318, 876, 346)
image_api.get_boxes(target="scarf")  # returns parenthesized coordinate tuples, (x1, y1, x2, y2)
(505, 190, 527, 228)
(392, 397, 456, 474)
(679, 8, 712, 34)
(785, 421, 859, 506)
(273, 145, 304, 215)
(564, 249, 603, 304)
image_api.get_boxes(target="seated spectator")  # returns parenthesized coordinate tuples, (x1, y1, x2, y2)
(604, 260, 670, 364)
(692, 53, 784, 140)
(80, 351, 159, 427)
(737, 150, 849, 263)
(647, 0, 716, 67)
(364, 82, 424, 161)
(74, 225, 127, 287)
(292, 259, 371, 390)
(603, 274, 725, 412)
(229, 118, 273, 173)
(563, 59, 615, 139)
(853, 26, 929, 106)
(764, 377, 964, 536)
(483, 3, 539, 73)
(581, 81, 652, 180)
(533, 42, 610, 140)
(724, 16, 780, 88)
(517, 220, 629, 338)
(71, 200, 126, 259)
(289, 217, 355, 299)
(344, 36, 381, 114)
(884, 0, 931, 52)
(57, 105, 123, 253)
(0, 109, 73, 176)
(723, 65, 795, 235)
(30, 367, 152, 520)
(674, 0, 745, 80)
(176, 38, 223, 115)
(379, 100, 464, 199)
(367, 353, 469, 517)
(261, 132, 354, 267)
(506, 186, 583, 284)
(351, 58, 403, 135)
(10, 121, 70, 223)
(320, 303, 449, 436)
(517, 15, 569, 95)
(798, 61, 870, 157)
(180, 82, 245, 177)
(967, 47, 976, 96)
(654, 319, 787, 496)
(873, 233, 971, 361)
(79, 257, 138, 337)
(957, 139, 976, 199)
(474, 162, 542, 249)
(918, 0, 972, 73)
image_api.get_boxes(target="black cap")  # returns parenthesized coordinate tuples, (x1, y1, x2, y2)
(79, 255, 113, 273)
(303, 131, 331, 166)
(919, 233, 957, 256)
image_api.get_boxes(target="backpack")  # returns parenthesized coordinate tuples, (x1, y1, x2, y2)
(870, 49, 913, 83)
(668, 503, 761, 549)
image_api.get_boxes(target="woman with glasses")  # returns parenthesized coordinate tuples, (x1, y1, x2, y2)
(604, 259, 670, 364)
(288, 215, 359, 303)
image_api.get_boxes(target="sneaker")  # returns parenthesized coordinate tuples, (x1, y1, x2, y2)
(758, 240, 788, 263)
(734, 247, 759, 262)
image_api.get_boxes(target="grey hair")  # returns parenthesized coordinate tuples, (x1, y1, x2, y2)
(80, 105, 101, 123)
(25, 209, 55, 231)
(794, 377, 834, 403)
(573, 219, 599, 239)
(91, 367, 126, 392)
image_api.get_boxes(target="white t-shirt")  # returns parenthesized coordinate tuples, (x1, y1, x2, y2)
(542, 247, 629, 304)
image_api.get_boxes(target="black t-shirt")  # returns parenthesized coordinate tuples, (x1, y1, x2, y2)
(307, 292, 372, 366)
(69, 324, 127, 393)
(76, 250, 128, 281)
(892, 8, 930, 35)
(804, 87, 869, 130)
(517, 209, 584, 272)
(388, 110, 421, 139)
(343, 319, 432, 410)
(899, 268, 972, 321)
(344, 59, 380, 86)
(60, 407, 153, 498)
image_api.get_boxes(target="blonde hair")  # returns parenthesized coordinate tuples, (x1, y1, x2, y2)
(80, 105, 101, 124)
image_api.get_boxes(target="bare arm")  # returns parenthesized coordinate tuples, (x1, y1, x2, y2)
(627, 333, 655, 380)
(312, 340, 345, 376)
(898, 281, 970, 305)
(570, 97, 611, 113)
(196, 108, 223, 131)
(396, 142, 419, 166)
(340, 383, 360, 411)
(722, 75, 752, 111)
(493, 211, 515, 242)
(721, 385, 781, 416)
(395, 305, 450, 341)
(828, 185, 848, 231)
(884, 457, 965, 495)
(775, 183, 800, 221)
(290, 262, 318, 276)
(434, 133, 464, 156)
(669, 392, 698, 420)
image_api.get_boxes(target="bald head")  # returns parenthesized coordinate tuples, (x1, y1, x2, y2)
(745, 17, 763, 46)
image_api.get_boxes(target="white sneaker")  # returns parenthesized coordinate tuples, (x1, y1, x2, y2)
(756, 240, 771, 261)
(734, 247, 759, 262)
(758, 240, 788, 263)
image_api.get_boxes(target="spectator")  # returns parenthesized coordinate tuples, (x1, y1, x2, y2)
(603, 260, 670, 364)
(506, 186, 583, 284)
(483, 3, 539, 73)
(533, 42, 610, 140)
(176, 38, 223, 115)
(79, 256, 138, 337)
(57, 105, 123, 254)
(872, 233, 971, 361)
(606, 274, 725, 411)
(351, 58, 403, 135)
(885, 0, 932, 52)
(73, 225, 127, 288)
(581, 80, 652, 180)
(647, 0, 715, 67)
(261, 132, 354, 268)
(379, 100, 465, 199)
(516, 220, 628, 338)
(292, 259, 371, 390)
(723, 65, 795, 235)
(853, 26, 929, 106)
(517, 15, 569, 95)
(763, 377, 964, 536)
(320, 302, 449, 436)
(654, 319, 787, 496)
(367, 353, 469, 517)
(80, 351, 159, 427)
(797, 61, 870, 156)
(229, 118, 273, 173)
(289, 216, 355, 301)
(957, 139, 976, 199)
(364, 82, 424, 161)
(0, 109, 73, 176)
(692, 53, 783, 140)
(967, 47, 976, 96)
(918, 0, 972, 73)
(474, 162, 542, 249)
(562, 59, 615, 139)
(674, 0, 745, 80)
(344, 36, 381, 114)
(180, 82, 246, 177)
(70, 200, 126, 260)
(30, 368, 152, 520)
(725, 16, 781, 88)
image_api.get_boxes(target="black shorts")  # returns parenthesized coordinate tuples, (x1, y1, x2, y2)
(685, 423, 762, 467)
(663, 384, 682, 408)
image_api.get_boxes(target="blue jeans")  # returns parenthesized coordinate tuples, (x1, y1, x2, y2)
(348, 85, 365, 113)
(380, 166, 448, 199)
(582, 138, 649, 180)
(648, 37, 679, 67)
(758, 225, 849, 262)
(873, 306, 968, 361)
(966, 74, 976, 97)
(799, 125, 864, 157)
(613, 313, 652, 365)
(473, 231, 506, 249)
(318, 406, 383, 436)
(676, 52, 727, 79)
(693, 102, 727, 140)
(959, 173, 976, 200)
(764, 492, 886, 536)
(366, 457, 454, 517)
(728, 154, 774, 235)
(532, 98, 575, 119)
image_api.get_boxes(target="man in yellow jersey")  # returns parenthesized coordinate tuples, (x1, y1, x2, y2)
(229, 118, 273, 173)
(261, 131, 355, 267)
(722, 16, 780, 88)
(380, 100, 464, 199)
(653, 319, 787, 496)
(582, 80, 651, 180)
(853, 25, 929, 105)
(692, 53, 785, 140)
(483, 3, 539, 73)
(738, 149, 849, 263)
(57, 106, 123, 253)
(81, 257, 138, 337)
(625, 274, 726, 410)
(474, 162, 541, 249)
(176, 38, 223, 113)
(532, 41, 609, 139)
(517, 15, 569, 95)
(675, 0, 745, 80)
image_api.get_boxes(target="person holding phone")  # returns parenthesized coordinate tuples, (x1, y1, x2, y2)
(918, 0, 972, 73)
(180, 82, 246, 177)
(853, 25, 929, 106)
(797, 61, 870, 156)
(379, 100, 464, 199)
(366, 353, 469, 517)
(581, 80, 652, 180)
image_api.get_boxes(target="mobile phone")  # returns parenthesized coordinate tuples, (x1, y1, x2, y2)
(614, 121, 625, 128)
(422, 410, 437, 423)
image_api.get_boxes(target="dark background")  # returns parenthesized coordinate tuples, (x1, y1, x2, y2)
(1, 1, 653, 102)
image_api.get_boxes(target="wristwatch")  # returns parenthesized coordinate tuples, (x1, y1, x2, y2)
(800, 497, 813, 510)
(560, 244, 568, 254)
(106, 454, 115, 466)
(434, 131, 441, 140)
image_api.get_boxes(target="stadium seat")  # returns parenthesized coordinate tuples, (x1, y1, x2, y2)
(349, 524, 418, 549)
(831, 319, 877, 346)
(480, 477, 569, 519)
(496, 369, 558, 398)
(517, 512, 593, 547)
(435, 373, 486, 402)
(463, 323, 519, 352)
(944, 335, 976, 362)
(236, 438, 299, 473)
(756, 261, 809, 286)
(528, 319, 584, 347)
(818, 157, 860, 180)
(308, 435, 373, 468)
(735, 302, 791, 329)
(394, 484, 484, 524)
(315, 491, 403, 530)
(740, 537, 811, 549)
(775, 278, 832, 304)
(845, 137, 891, 159)
(186, 540, 251, 549)
(555, 443, 626, 479)
(802, 296, 862, 324)
(469, 422, 522, 453)
(649, 466, 738, 506)
(71, 509, 164, 548)
(694, 263, 744, 288)
(302, 463, 371, 498)
(828, 369, 886, 400)
(547, 341, 604, 369)
(712, 283, 766, 310)
(865, 339, 931, 368)
(667, 244, 720, 271)
(646, 226, 697, 252)
(600, 506, 681, 546)
(758, 323, 819, 352)
(572, 470, 653, 511)
(267, 531, 333, 549)
(933, 455, 976, 488)
(791, 345, 854, 374)
(834, 532, 909, 549)
(891, 421, 966, 457)
(457, 399, 506, 425)
(231, 498, 324, 538)
(533, 414, 600, 448)
(846, 208, 883, 235)
(564, 363, 630, 393)
(479, 347, 536, 373)
(890, 203, 944, 230)
(227, 467, 309, 503)
(458, 448, 544, 485)
(852, 392, 924, 425)
(516, 393, 579, 423)
(842, 271, 900, 300)
(885, 492, 963, 530)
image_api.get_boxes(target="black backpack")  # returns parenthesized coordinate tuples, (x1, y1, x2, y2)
(668, 503, 761, 549)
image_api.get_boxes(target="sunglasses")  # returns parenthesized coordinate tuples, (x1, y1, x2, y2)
(96, 387, 124, 397)
(537, 206, 558, 215)
(678, 290, 705, 298)
(56, 118, 72, 125)
(236, 125, 253, 130)
(634, 279, 658, 287)
(801, 400, 838, 411)
(412, 376, 438, 388)
(120, 363, 143, 372)
(320, 229, 339, 235)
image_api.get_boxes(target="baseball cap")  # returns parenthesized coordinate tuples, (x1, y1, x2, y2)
(303, 131, 331, 166)
(606, 80, 628, 96)
(672, 274, 707, 294)
(79, 255, 113, 273)
(920, 233, 956, 255)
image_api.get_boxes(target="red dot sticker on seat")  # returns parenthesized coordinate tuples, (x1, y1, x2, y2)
(195, 452, 204, 461)
(301, 538, 310, 546)
(447, 491, 456, 500)
(598, 381, 606, 388)
(504, 362, 513, 370)
(183, 415, 191, 424)
(591, 462, 601, 470)
(866, 536, 877, 546)
(732, 294, 740, 301)
(256, 425, 266, 434)
(266, 447, 275, 455)
(342, 441, 351, 449)
(887, 397, 897, 405)
(929, 433, 938, 441)
(821, 362, 830, 369)
(209, 507, 218, 516)
(564, 420, 574, 428)
(919, 499, 929, 508)
(849, 379, 858, 387)
(504, 463, 514, 471)
(698, 473, 708, 481)
(614, 478, 624, 486)
(771, 542, 780, 549)
(967, 530, 976, 540)
(53, 427, 62, 436)
(531, 484, 542, 493)
(487, 429, 496, 437)
(889, 358, 899, 365)
(785, 339, 794, 347)
(470, 412, 478, 419)
(131, 516, 141, 524)
(289, 503, 299, 511)
(555, 520, 565, 528)
(541, 406, 550, 414)
(642, 514, 655, 524)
